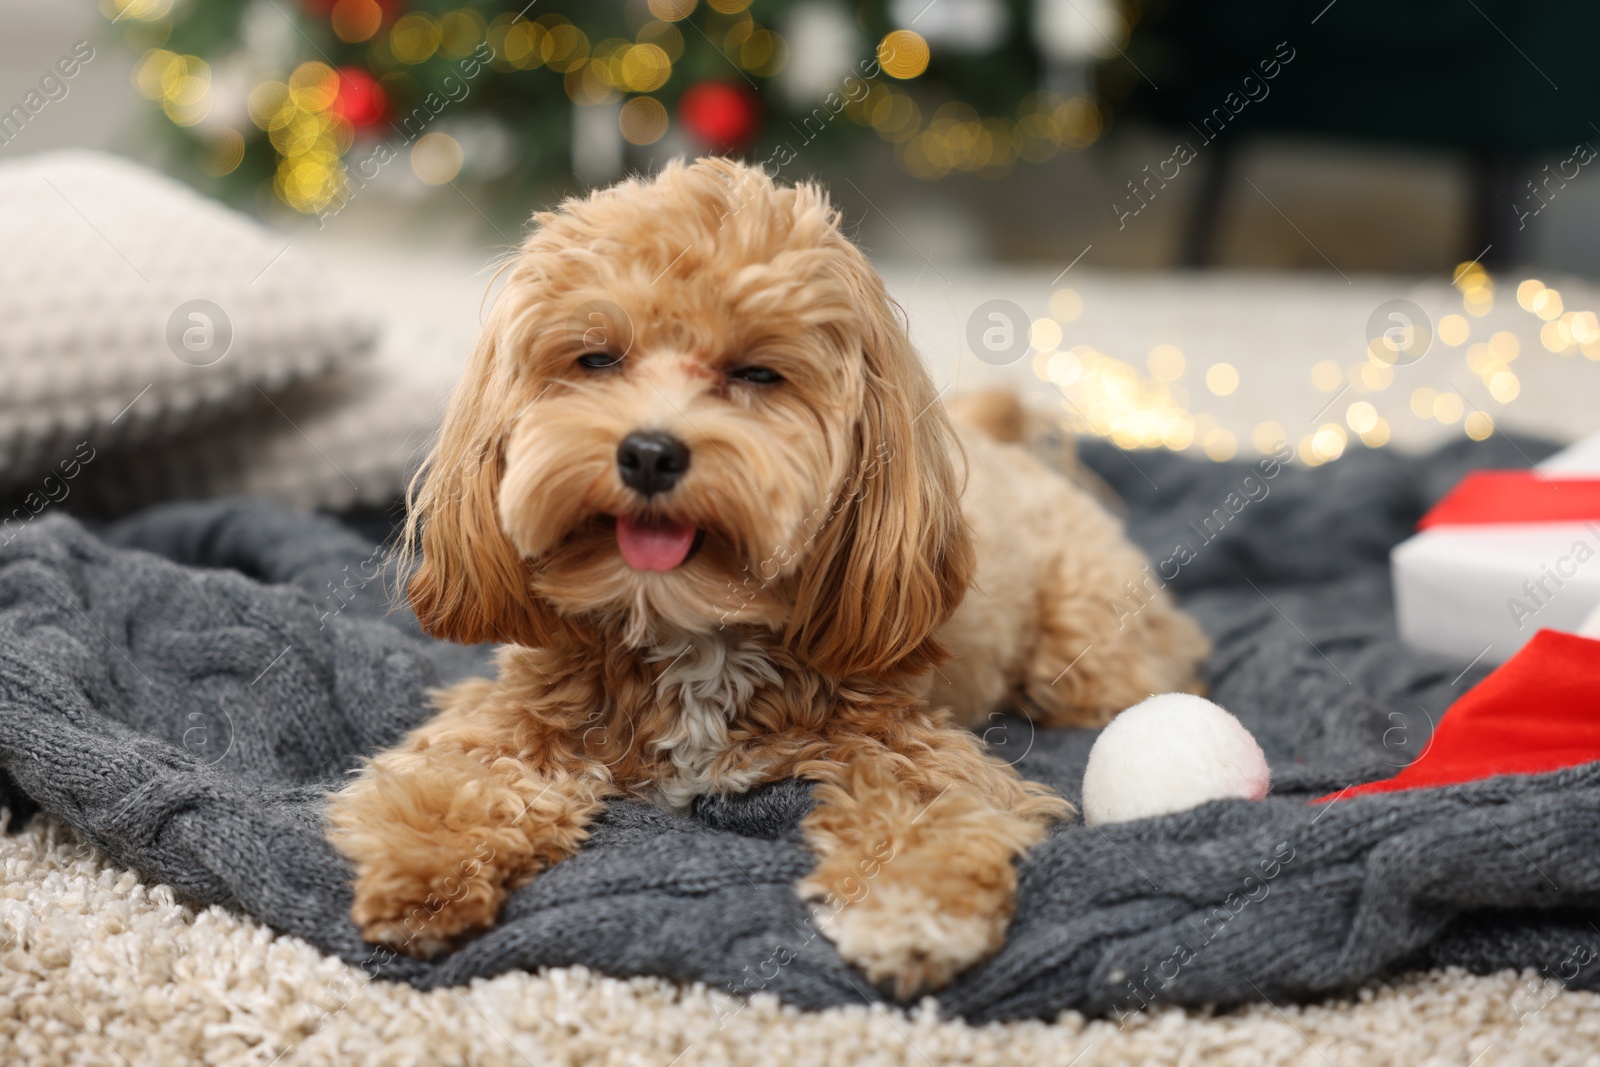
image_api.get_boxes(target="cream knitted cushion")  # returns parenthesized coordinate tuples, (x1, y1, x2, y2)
(0, 151, 376, 493)
(54, 325, 466, 516)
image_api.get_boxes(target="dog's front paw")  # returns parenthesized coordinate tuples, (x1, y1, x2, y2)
(349, 864, 510, 958)
(811, 882, 1009, 999)
(357, 916, 457, 959)
(799, 777, 1048, 999)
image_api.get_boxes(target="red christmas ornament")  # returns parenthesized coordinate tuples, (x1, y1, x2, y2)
(332, 67, 387, 131)
(678, 82, 760, 150)
(305, 0, 404, 20)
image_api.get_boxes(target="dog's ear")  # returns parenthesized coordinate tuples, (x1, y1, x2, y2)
(785, 248, 975, 679)
(403, 326, 566, 649)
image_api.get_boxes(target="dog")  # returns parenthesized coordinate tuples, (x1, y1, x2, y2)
(326, 158, 1209, 997)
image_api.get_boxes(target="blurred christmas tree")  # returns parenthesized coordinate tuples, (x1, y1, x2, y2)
(104, 0, 1129, 221)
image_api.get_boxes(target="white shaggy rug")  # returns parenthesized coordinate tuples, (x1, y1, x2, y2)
(2, 816, 1597, 1066)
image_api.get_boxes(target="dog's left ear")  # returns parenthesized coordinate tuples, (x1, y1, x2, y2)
(401, 318, 570, 650)
(786, 247, 975, 680)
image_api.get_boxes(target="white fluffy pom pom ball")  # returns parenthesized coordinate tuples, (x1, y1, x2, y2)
(1081, 693, 1270, 827)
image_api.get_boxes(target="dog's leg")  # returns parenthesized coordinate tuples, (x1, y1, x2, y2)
(797, 715, 1069, 997)
(941, 417, 1211, 729)
(1022, 559, 1211, 728)
(328, 751, 609, 955)
(326, 680, 613, 956)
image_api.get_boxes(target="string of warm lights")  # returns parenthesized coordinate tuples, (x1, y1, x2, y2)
(875, 91, 1103, 181)
(1030, 262, 1600, 466)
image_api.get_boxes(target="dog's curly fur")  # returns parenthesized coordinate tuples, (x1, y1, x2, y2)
(326, 158, 1209, 997)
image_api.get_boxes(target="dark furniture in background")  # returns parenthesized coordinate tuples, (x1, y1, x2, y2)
(1114, 0, 1600, 267)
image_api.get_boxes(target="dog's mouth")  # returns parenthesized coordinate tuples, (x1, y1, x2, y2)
(614, 514, 706, 572)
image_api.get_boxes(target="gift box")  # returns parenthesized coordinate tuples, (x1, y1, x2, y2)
(1392, 434, 1600, 665)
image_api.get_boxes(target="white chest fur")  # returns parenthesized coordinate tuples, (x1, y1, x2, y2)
(646, 630, 779, 809)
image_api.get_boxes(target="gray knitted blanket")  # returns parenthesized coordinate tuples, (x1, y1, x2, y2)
(2, 436, 1598, 1023)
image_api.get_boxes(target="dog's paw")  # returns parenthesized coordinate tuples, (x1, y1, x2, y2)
(357, 917, 456, 959)
(810, 883, 1009, 999)
(349, 870, 509, 958)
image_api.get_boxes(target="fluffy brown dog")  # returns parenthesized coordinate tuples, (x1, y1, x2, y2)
(326, 158, 1208, 997)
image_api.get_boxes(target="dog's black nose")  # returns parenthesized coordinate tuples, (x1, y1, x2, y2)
(617, 430, 690, 496)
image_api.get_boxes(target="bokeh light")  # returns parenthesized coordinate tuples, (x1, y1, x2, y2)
(410, 131, 463, 185)
(617, 43, 672, 92)
(1438, 314, 1469, 346)
(1030, 318, 1063, 352)
(201, 129, 245, 177)
(440, 10, 487, 57)
(331, 0, 383, 43)
(647, 0, 696, 20)
(620, 96, 669, 144)
(1205, 362, 1238, 396)
(1252, 420, 1286, 453)
(1487, 370, 1521, 403)
(1432, 392, 1464, 424)
(1456, 260, 1493, 317)
(878, 30, 930, 80)
(1312, 423, 1347, 462)
(1148, 344, 1184, 382)
(1203, 428, 1237, 461)
(390, 13, 442, 64)
(134, 50, 213, 126)
(1345, 401, 1378, 434)
(1049, 288, 1083, 323)
(1360, 360, 1394, 390)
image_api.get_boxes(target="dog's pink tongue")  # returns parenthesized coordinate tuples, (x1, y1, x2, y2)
(616, 515, 697, 572)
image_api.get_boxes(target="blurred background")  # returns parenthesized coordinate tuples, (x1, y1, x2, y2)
(4, 0, 1600, 519)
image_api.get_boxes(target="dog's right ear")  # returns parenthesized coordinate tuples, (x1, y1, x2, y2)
(403, 326, 564, 649)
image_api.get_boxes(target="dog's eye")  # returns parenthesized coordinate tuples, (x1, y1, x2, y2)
(729, 365, 783, 385)
(577, 352, 622, 370)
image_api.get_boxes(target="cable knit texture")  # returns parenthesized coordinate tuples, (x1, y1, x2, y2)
(1, 438, 1598, 1023)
